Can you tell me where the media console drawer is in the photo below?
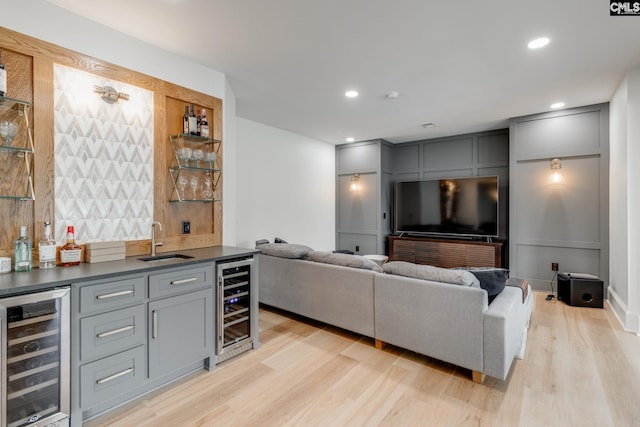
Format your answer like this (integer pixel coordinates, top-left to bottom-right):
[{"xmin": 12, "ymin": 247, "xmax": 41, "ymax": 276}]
[{"xmin": 388, "ymin": 236, "xmax": 502, "ymax": 268}]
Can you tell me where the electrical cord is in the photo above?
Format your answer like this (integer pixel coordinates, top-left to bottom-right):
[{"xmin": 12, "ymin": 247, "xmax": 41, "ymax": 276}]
[{"xmin": 546, "ymin": 271, "xmax": 557, "ymax": 301}]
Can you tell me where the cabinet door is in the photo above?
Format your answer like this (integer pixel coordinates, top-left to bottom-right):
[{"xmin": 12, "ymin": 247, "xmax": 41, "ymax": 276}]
[{"xmin": 148, "ymin": 288, "xmax": 213, "ymax": 379}]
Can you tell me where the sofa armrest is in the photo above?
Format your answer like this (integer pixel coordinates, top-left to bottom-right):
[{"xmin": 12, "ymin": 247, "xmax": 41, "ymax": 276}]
[{"xmin": 483, "ymin": 286, "xmax": 530, "ymax": 380}]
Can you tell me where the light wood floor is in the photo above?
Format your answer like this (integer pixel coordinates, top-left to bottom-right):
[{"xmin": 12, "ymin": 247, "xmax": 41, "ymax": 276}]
[{"xmin": 86, "ymin": 292, "xmax": 640, "ymax": 427}]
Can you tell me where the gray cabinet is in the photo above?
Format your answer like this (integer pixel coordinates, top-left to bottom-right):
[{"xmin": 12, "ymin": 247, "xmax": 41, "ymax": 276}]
[
  {"xmin": 72, "ymin": 273, "xmax": 148, "ymax": 426},
  {"xmin": 71, "ymin": 263, "xmax": 215, "ymax": 426},
  {"xmin": 148, "ymin": 288, "xmax": 213, "ymax": 379}
]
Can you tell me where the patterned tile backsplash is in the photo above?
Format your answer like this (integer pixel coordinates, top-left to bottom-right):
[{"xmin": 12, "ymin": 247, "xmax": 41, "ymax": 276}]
[{"xmin": 53, "ymin": 64, "xmax": 154, "ymax": 243}]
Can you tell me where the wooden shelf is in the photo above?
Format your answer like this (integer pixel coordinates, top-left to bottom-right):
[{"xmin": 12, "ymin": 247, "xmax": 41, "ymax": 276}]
[{"xmin": 388, "ymin": 236, "xmax": 503, "ymax": 268}]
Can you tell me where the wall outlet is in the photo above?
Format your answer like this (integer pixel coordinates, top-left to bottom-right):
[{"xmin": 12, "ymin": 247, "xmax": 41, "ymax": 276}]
[
  {"xmin": 182, "ymin": 221, "xmax": 191, "ymax": 234},
  {"xmin": 551, "ymin": 262, "xmax": 559, "ymax": 271},
  {"xmin": 355, "ymin": 245, "xmax": 360, "ymax": 252}
]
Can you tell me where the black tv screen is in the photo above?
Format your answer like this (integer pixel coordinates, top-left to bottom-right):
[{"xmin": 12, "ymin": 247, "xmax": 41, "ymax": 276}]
[{"xmin": 394, "ymin": 176, "xmax": 499, "ymax": 238}]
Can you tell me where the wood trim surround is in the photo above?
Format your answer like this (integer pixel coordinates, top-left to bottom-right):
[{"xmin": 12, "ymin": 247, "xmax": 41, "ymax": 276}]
[
  {"xmin": 0, "ymin": 26, "xmax": 222, "ymax": 260},
  {"xmin": 388, "ymin": 236, "xmax": 503, "ymax": 268}
]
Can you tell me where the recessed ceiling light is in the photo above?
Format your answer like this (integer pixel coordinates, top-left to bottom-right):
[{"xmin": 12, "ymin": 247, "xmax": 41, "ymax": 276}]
[
  {"xmin": 386, "ymin": 91, "xmax": 399, "ymax": 99},
  {"xmin": 346, "ymin": 137, "xmax": 355, "ymax": 143},
  {"xmin": 421, "ymin": 122, "xmax": 437, "ymax": 128},
  {"xmin": 550, "ymin": 102, "xmax": 565, "ymax": 109},
  {"xmin": 528, "ymin": 37, "xmax": 550, "ymax": 49},
  {"xmin": 345, "ymin": 90, "xmax": 359, "ymax": 98}
]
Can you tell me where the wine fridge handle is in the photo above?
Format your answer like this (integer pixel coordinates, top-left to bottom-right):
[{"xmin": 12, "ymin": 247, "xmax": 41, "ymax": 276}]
[{"xmin": 152, "ymin": 310, "xmax": 158, "ymax": 339}]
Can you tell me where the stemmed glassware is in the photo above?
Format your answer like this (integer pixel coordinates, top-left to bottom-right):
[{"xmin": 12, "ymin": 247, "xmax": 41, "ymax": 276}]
[
  {"xmin": 0, "ymin": 121, "xmax": 19, "ymax": 146},
  {"xmin": 177, "ymin": 147, "xmax": 192, "ymax": 167},
  {"xmin": 204, "ymin": 151, "xmax": 217, "ymax": 169},
  {"xmin": 192, "ymin": 149, "xmax": 204, "ymax": 168},
  {"xmin": 176, "ymin": 176, "xmax": 188, "ymax": 200},
  {"xmin": 189, "ymin": 176, "xmax": 200, "ymax": 199},
  {"xmin": 202, "ymin": 173, "xmax": 214, "ymax": 200}
]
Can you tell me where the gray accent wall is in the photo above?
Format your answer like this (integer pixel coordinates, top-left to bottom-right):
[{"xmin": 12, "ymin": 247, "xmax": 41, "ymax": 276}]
[
  {"xmin": 509, "ymin": 103, "xmax": 609, "ymax": 292},
  {"xmin": 336, "ymin": 139, "xmax": 393, "ymax": 255},
  {"xmin": 393, "ymin": 129, "xmax": 510, "ymax": 242}
]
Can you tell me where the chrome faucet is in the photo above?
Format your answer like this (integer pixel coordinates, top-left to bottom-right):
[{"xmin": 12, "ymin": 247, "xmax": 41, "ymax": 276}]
[{"xmin": 151, "ymin": 221, "xmax": 163, "ymax": 256}]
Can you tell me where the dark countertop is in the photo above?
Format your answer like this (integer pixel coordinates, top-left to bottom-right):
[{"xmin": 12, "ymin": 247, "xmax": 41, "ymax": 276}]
[{"xmin": 0, "ymin": 245, "xmax": 259, "ymax": 297}]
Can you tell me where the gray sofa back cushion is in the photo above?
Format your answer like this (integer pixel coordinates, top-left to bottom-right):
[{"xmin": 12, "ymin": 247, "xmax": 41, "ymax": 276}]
[
  {"xmin": 308, "ymin": 251, "xmax": 383, "ymax": 272},
  {"xmin": 383, "ymin": 261, "xmax": 480, "ymax": 288},
  {"xmin": 256, "ymin": 243, "xmax": 313, "ymax": 259}
]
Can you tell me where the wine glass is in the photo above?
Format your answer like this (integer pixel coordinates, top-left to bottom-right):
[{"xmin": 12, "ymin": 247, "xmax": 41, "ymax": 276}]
[
  {"xmin": 176, "ymin": 176, "xmax": 188, "ymax": 200},
  {"xmin": 189, "ymin": 176, "xmax": 200, "ymax": 199},
  {"xmin": 192, "ymin": 149, "xmax": 204, "ymax": 168},
  {"xmin": 0, "ymin": 121, "xmax": 19, "ymax": 146},
  {"xmin": 177, "ymin": 147, "xmax": 192, "ymax": 167},
  {"xmin": 204, "ymin": 151, "xmax": 217, "ymax": 169}
]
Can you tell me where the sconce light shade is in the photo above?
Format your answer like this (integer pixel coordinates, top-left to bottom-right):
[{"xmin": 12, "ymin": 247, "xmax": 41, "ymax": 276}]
[
  {"xmin": 550, "ymin": 158, "xmax": 562, "ymax": 183},
  {"xmin": 349, "ymin": 174, "xmax": 360, "ymax": 191},
  {"xmin": 93, "ymin": 85, "xmax": 130, "ymax": 104}
]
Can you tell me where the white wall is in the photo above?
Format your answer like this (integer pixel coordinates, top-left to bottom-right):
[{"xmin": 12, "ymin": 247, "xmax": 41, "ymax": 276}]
[
  {"xmin": 609, "ymin": 66, "xmax": 640, "ymax": 334},
  {"xmin": 235, "ymin": 118, "xmax": 335, "ymax": 250}
]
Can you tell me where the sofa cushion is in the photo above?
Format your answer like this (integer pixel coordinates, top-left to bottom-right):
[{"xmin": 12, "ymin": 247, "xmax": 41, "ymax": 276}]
[
  {"xmin": 382, "ymin": 261, "xmax": 480, "ymax": 287},
  {"xmin": 257, "ymin": 243, "xmax": 313, "ymax": 259},
  {"xmin": 307, "ymin": 251, "xmax": 383, "ymax": 272}
]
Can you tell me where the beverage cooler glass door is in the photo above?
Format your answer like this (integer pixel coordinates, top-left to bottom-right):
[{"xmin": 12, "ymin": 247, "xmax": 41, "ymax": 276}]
[
  {"xmin": 0, "ymin": 288, "xmax": 70, "ymax": 427},
  {"xmin": 217, "ymin": 258, "xmax": 254, "ymax": 357}
]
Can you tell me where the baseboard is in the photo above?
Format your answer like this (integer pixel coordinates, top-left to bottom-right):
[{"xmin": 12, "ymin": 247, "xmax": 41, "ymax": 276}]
[{"xmin": 607, "ymin": 286, "xmax": 640, "ymax": 335}]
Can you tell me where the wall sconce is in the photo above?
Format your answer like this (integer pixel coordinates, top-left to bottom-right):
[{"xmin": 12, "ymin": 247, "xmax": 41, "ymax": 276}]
[
  {"xmin": 550, "ymin": 158, "xmax": 562, "ymax": 183},
  {"xmin": 93, "ymin": 85, "xmax": 130, "ymax": 104},
  {"xmin": 349, "ymin": 174, "xmax": 360, "ymax": 191}
]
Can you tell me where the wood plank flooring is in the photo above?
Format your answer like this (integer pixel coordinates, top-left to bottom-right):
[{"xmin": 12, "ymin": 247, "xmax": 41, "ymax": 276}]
[{"xmin": 85, "ymin": 292, "xmax": 640, "ymax": 427}]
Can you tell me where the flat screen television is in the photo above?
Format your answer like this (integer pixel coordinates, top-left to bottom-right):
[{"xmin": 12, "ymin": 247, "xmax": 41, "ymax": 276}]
[{"xmin": 394, "ymin": 176, "xmax": 499, "ymax": 238}]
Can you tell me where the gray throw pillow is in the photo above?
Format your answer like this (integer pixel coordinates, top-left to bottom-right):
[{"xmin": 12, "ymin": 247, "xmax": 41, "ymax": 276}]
[
  {"xmin": 382, "ymin": 261, "xmax": 480, "ymax": 287},
  {"xmin": 307, "ymin": 251, "xmax": 383, "ymax": 272},
  {"xmin": 257, "ymin": 243, "xmax": 313, "ymax": 259}
]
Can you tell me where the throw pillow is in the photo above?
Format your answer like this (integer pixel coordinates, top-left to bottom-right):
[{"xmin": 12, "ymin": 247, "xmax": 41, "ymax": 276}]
[
  {"xmin": 458, "ymin": 267, "xmax": 509, "ymax": 297},
  {"xmin": 382, "ymin": 261, "xmax": 480, "ymax": 287},
  {"xmin": 307, "ymin": 251, "xmax": 383, "ymax": 272},
  {"xmin": 257, "ymin": 243, "xmax": 313, "ymax": 259}
]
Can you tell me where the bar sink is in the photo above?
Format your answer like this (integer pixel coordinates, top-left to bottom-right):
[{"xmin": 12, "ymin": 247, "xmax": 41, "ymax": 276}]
[{"xmin": 138, "ymin": 254, "xmax": 194, "ymax": 262}]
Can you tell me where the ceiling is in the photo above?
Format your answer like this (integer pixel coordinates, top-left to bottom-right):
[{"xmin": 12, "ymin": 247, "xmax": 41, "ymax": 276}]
[{"xmin": 46, "ymin": 0, "xmax": 640, "ymax": 144}]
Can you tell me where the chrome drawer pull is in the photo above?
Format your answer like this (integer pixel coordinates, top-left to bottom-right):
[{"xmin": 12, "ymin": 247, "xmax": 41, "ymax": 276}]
[
  {"xmin": 96, "ymin": 367, "xmax": 134, "ymax": 385},
  {"xmin": 170, "ymin": 277, "xmax": 198, "ymax": 285},
  {"xmin": 97, "ymin": 325, "xmax": 135, "ymax": 339},
  {"xmin": 96, "ymin": 289, "xmax": 134, "ymax": 300}
]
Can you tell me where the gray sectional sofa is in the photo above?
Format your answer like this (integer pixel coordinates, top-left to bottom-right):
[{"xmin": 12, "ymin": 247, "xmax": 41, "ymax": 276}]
[{"xmin": 257, "ymin": 245, "xmax": 534, "ymax": 383}]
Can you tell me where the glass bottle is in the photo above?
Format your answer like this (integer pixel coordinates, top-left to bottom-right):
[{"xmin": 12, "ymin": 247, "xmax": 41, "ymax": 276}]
[
  {"xmin": 0, "ymin": 50, "xmax": 6, "ymax": 98},
  {"xmin": 14, "ymin": 226, "xmax": 32, "ymax": 272},
  {"xmin": 183, "ymin": 106, "xmax": 189, "ymax": 135},
  {"xmin": 200, "ymin": 109, "xmax": 209, "ymax": 138},
  {"xmin": 39, "ymin": 221, "xmax": 57, "ymax": 269},
  {"xmin": 60, "ymin": 226, "xmax": 81, "ymax": 266},
  {"xmin": 188, "ymin": 104, "xmax": 198, "ymax": 136}
]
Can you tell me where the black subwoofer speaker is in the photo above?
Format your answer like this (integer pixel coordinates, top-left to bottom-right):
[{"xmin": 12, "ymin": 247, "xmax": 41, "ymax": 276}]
[{"xmin": 557, "ymin": 273, "xmax": 604, "ymax": 308}]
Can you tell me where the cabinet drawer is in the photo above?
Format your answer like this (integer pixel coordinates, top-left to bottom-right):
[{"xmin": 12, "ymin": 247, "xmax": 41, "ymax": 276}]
[
  {"xmin": 149, "ymin": 264, "xmax": 214, "ymax": 298},
  {"xmin": 80, "ymin": 275, "xmax": 146, "ymax": 314},
  {"xmin": 80, "ymin": 305, "xmax": 146, "ymax": 362},
  {"xmin": 80, "ymin": 345, "xmax": 146, "ymax": 410}
]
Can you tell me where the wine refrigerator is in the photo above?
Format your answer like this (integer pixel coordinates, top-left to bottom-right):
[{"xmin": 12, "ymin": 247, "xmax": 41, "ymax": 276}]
[
  {"xmin": 0, "ymin": 288, "xmax": 70, "ymax": 427},
  {"xmin": 216, "ymin": 257, "xmax": 256, "ymax": 363}
]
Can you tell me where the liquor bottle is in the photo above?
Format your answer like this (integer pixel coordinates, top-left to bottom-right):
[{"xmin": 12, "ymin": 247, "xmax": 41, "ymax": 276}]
[
  {"xmin": 38, "ymin": 221, "xmax": 57, "ymax": 269},
  {"xmin": 196, "ymin": 110, "xmax": 202, "ymax": 136},
  {"xmin": 183, "ymin": 106, "xmax": 189, "ymax": 135},
  {"xmin": 60, "ymin": 226, "xmax": 81, "ymax": 266},
  {"xmin": 0, "ymin": 50, "xmax": 6, "ymax": 98},
  {"xmin": 188, "ymin": 104, "xmax": 198, "ymax": 136},
  {"xmin": 14, "ymin": 226, "xmax": 32, "ymax": 272},
  {"xmin": 200, "ymin": 109, "xmax": 210, "ymax": 138}
]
